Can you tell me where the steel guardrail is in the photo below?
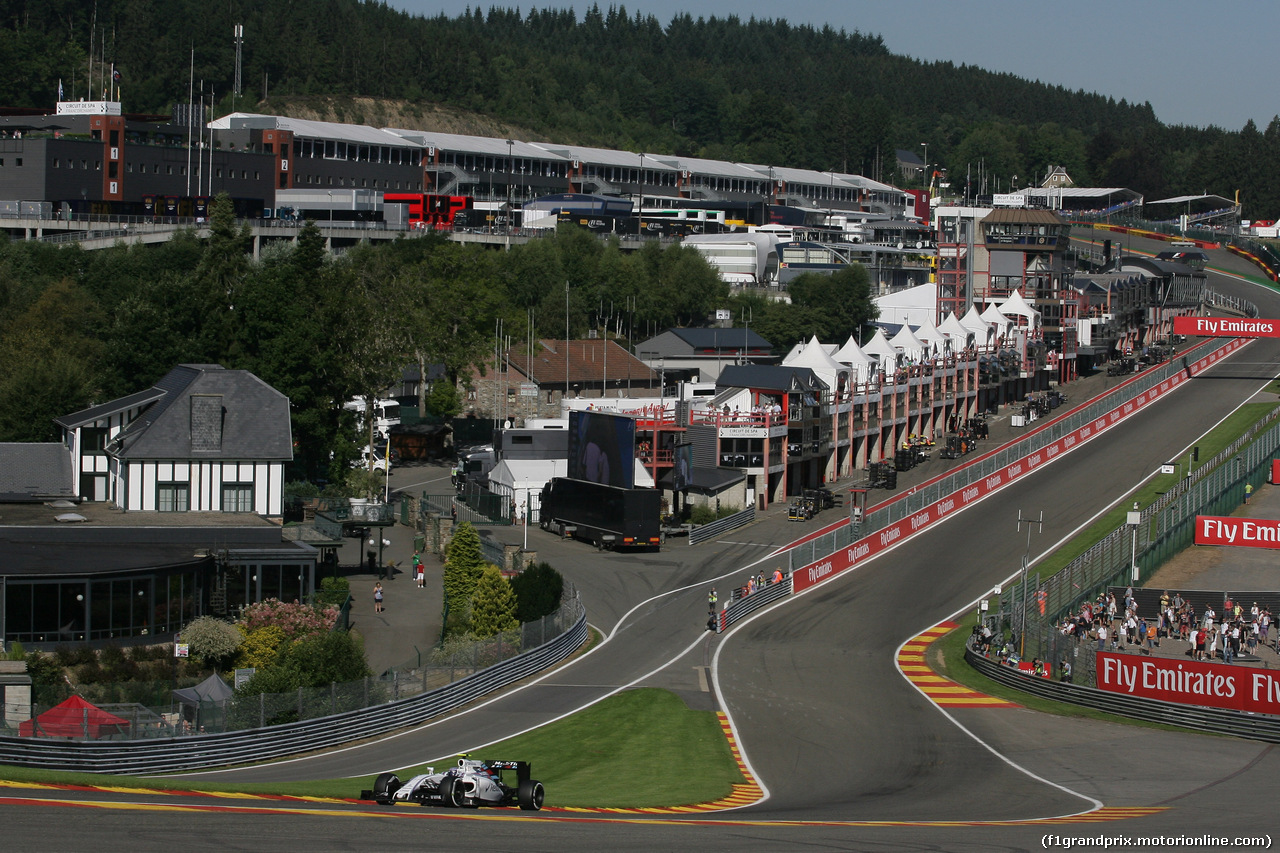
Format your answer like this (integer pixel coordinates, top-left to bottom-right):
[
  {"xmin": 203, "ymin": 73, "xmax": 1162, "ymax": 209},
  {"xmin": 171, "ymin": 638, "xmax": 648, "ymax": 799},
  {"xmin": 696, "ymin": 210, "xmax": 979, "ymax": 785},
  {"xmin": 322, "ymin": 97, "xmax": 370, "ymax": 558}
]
[
  {"xmin": 0, "ymin": 604, "xmax": 587, "ymax": 774},
  {"xmin": 714, "ymin": 576, "xmax": 792, "ymax": 631},
  {"xmin": 689, "ymin": 506, "xmax": 756, "ymax": 545}
]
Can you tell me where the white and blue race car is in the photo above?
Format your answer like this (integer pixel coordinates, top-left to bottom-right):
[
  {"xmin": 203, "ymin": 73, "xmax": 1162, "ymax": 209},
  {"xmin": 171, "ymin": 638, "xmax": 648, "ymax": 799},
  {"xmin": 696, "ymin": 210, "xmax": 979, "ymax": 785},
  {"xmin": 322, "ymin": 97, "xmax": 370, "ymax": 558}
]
[{"xmin": 364, "ymin": 757, "xmax": 545, "ymax": 811}]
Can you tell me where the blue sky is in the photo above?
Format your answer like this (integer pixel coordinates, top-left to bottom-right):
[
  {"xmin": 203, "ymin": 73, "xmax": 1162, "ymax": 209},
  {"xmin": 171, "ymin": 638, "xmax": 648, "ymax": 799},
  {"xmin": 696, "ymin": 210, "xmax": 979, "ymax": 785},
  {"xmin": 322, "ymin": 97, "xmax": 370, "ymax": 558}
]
[{"xmin": 382, "ymin": 0, "xmax": 1278, "ymax": 131}]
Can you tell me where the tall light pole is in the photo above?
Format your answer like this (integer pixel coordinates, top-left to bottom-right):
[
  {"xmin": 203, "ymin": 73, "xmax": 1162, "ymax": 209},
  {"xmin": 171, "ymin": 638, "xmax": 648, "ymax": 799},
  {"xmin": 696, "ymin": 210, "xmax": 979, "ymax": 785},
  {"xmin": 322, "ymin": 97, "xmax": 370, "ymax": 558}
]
[
  {"xmin": 1016, "ymin": 510, "xmax": 1043, "ymax": 659},
  {"xmin": 506, "ymin": 139, "xmax": 514, "ymax": 239},
  {"xmin": 920, "ymin": 142, "xmax": 928, "ymax": 191},
  {"xmin": 638, "ymin": 152, "xmax": 645, "ymax": 238},
  {"xmin": 1127, "ymin": 501, "xmax": 1141, "ymax": 582}
]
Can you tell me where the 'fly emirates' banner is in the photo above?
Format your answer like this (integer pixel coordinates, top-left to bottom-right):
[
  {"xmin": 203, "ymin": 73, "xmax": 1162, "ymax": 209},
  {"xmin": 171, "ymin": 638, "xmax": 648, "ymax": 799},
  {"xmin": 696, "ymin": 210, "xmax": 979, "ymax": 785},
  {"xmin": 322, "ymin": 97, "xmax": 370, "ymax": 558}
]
[
  {"xmin": 1172, "ymin": 316, "xmax": 1280, "ymax": 337},
  {"xmin": 1194, "ymin": 515, "xmax": 1280, "ymax": 549},
  {"xmin": 1096, "ymin": 652, "xmax": 1280, "ymax": 716}
]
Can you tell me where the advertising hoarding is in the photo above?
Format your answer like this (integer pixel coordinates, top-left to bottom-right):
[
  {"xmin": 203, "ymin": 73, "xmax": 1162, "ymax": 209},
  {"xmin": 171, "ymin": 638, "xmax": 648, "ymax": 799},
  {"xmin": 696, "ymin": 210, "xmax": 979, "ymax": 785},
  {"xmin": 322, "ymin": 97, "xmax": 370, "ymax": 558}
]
[{"xmin": 1096, "ymin": 651, "xmax": 1280, "ymax": 716}]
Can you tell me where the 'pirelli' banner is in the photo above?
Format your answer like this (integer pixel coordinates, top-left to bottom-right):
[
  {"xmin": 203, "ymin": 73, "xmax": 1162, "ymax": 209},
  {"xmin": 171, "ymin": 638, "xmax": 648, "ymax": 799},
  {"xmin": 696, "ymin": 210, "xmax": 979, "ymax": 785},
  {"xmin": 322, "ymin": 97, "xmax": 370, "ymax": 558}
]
[
  {"xmin": 1194, "ymin": 515, "xmax": 1280, "ymax": 549},
  {"xmin": 1096, "ymin": 652, "xmax": 1280, "ymax": 716},
  {"xmin": 1172, "ymin": 316, "xmax": 1280, "ymax": 337}
]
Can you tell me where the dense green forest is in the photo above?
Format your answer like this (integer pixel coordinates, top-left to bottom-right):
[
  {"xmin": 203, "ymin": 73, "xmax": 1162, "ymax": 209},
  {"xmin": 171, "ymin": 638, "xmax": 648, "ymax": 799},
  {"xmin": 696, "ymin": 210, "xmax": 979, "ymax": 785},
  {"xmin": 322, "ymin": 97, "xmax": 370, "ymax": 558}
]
[
  {"xmin": 0, "ymin": 195, "xmax": 873, "ymax": 475},
  {"xmin": 2, "ymin": 1, "xmax": 1279, "ymax": 214}
]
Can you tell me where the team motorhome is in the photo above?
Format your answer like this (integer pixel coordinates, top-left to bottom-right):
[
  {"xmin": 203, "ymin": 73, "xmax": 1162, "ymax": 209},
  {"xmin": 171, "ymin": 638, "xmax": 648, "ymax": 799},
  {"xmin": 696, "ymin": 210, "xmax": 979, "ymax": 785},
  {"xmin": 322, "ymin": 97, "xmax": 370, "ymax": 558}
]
[{"xmin": 343, "ymin": 398, "xmax": 401, "ymax": 439}]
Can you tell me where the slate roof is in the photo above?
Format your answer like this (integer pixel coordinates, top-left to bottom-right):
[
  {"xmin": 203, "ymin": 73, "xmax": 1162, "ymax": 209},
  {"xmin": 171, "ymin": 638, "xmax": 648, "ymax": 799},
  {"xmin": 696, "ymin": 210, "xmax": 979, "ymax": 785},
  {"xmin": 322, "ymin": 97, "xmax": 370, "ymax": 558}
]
[
  {"xmin": 0, "ymin": 443, "xmax": 75, "ymax": 501},
  {"xmin": 55, "ymin": 388, "xmax": 165, "ymax": 430},
  {"xmin": 507, "ymin": 340, "xmax": 655, "ymax": 387},
  {"xmin": 666, "ymin": 328, "xmax": 773, "ymax": 352},
  {"xmin": 716, "ymin": 364, "xmax": 828, "ymax": 394},
  {"xmin": 59, "ymin": 364, "xmax": 293, "ymax": 462}
]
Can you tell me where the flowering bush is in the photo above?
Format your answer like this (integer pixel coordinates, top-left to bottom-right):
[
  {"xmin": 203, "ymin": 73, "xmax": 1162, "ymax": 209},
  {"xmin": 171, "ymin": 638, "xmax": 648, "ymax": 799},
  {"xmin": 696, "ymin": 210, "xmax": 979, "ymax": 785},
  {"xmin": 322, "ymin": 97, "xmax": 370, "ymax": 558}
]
[
  {"xmin": 180, "ymin": 616, "xmax": 243, "ymax": 667},
  {"xmin": 238, "ymin": 599, "xmax": 338, "ymax": 643},
  {"xmin": 236, "ymin": 624, "xmax": 288, "ymax": 670}
]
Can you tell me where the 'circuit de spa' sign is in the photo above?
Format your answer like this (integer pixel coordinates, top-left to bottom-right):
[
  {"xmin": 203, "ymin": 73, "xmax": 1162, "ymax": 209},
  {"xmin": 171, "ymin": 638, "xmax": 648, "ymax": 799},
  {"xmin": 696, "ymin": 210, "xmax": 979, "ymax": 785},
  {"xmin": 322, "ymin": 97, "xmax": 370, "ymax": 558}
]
[
  {"xmin": 1194, "ymin": 515, "xmax": 1280, "ymax": 549},
  {"xmin": 1096, "ymin": 652, "xmax": 1280, "ymax": 716}
]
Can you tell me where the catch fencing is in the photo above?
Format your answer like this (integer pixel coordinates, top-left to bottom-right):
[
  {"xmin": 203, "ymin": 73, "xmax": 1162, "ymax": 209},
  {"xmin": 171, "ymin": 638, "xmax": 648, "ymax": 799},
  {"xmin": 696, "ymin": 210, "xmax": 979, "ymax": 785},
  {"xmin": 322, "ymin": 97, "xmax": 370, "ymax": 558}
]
[{"xmin": 1010, "ymin": 412, "xmax": 1280, "ymax": 670}]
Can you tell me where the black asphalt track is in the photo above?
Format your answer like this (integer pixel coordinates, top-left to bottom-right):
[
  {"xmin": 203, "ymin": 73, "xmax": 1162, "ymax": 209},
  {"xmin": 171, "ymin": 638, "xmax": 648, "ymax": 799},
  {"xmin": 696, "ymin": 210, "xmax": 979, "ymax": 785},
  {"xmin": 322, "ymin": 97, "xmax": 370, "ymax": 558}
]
[{"xmin": 6, "ymin": 233, "xmax": 1280, "ymax": 851}]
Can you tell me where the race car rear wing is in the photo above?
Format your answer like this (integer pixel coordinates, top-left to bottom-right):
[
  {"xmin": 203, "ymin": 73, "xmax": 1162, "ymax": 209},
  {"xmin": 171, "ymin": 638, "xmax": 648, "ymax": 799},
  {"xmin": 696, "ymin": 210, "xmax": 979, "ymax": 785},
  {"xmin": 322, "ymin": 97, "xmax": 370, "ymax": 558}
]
[{"xmin": 484, "ymin": 760, "xmax": 532, "ymax": 783}]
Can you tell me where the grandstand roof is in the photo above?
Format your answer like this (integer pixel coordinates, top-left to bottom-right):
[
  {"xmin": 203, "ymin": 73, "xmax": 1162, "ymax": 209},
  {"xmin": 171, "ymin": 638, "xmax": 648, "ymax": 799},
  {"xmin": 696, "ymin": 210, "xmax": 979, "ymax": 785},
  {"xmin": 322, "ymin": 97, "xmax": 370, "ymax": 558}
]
[
  {"xmin": 1147, "ymin": 193, "xmax": 1236, "ymax": 208},
  {"xmin": 211, "ymin": 112, "xmax": 421, "ymax": 149}
]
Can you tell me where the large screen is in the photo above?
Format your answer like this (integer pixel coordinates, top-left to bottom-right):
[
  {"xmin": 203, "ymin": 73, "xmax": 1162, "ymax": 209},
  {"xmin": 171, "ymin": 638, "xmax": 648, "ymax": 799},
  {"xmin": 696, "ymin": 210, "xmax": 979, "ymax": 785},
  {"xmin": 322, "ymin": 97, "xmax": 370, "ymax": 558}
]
[
  {"xmin": 567, "ymin": 410, "xmax": 636, "ymax": 489},
  {"xmin": 672, "ymin": 443, "xmax": 693, "ymax": 492}
]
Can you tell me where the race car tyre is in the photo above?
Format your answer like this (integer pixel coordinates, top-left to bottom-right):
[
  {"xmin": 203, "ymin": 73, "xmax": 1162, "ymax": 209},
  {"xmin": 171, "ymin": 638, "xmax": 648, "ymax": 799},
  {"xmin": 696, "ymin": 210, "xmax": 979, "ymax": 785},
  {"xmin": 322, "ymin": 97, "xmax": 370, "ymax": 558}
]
[
  {"xmin": 448, "ymin": 777, "xmax": 469, "ymax": 808},
  {"xmin": 518, "ymin": 779, "xmax": 545, "ymax": 811},
  {"xmin": 373, "ymin": 772, "xmax": 400, "ymax": 805},
  {"xmin": 439, "ymin": 776, "xmax": 458, "ymax": 808}
]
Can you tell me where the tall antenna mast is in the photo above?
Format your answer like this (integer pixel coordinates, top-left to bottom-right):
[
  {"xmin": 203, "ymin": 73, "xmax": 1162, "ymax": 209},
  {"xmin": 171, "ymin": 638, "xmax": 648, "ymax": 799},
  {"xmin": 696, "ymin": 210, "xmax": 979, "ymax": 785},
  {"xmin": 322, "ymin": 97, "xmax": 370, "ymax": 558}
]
[
  {"xmin": 186, "ymin": 47, "xmax": 194, "ymax": 197},
  {"xmin": 233, "ymin": 24, "xmax": 244, "ymax": 101}
]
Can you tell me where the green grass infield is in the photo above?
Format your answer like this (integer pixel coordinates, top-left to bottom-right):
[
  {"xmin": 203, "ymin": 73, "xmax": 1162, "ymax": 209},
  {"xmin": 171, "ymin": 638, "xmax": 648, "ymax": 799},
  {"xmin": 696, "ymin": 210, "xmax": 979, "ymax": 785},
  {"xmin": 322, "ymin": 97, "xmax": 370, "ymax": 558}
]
[{"xmin": 0, "ymin": 687, "xmax": 744, "ymax": 809}]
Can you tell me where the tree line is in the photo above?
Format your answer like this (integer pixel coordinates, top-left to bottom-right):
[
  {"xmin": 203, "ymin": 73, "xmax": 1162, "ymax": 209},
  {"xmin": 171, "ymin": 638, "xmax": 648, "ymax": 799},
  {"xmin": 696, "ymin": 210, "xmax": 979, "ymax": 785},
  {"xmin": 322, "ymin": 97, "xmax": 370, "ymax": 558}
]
[
  {"xmin": 3, "ymin": 2, "xmax": 1280, "ymax": 215},
  {"xmin": 0, "ymin": 194, "xmax": 875, "ymax": 481}
]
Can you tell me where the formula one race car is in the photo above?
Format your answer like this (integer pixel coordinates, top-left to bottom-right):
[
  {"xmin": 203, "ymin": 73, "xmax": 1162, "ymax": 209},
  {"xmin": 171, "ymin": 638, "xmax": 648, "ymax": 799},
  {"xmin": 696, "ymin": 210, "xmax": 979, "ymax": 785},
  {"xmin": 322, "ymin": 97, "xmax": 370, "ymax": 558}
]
[{"xmin": 362, "ymin": 757, "xmax": 545, "ymax": 811}]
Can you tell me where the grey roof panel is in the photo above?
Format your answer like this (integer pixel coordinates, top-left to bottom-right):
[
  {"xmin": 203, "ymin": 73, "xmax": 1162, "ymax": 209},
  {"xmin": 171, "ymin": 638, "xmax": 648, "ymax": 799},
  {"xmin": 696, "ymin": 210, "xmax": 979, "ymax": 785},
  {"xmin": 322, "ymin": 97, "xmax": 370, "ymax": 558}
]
[
  {"xmin": 716, "ymin": 364, "xmax": 828, "ymax": 393},
  {"xmin": 0, "ymin": 443, "xmax": 75, "ymax": 501},
  {"xmin": 118, "ymin": 368, "xmax": 293, "ymax": 461},
  {"xmin": 668, "ymin": 328, "xmax": 773, "ymax": 350},
  {"xmin": 55, "ymin": 388, "xmax": 165, "ymax": 429}
]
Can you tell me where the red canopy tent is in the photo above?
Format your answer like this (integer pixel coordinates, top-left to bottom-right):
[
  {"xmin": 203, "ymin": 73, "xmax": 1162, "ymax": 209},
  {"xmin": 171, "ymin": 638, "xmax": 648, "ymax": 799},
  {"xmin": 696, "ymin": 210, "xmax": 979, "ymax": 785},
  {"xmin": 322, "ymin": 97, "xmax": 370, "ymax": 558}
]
[{"xmin": 19, "ymin": 695, "xmax": 131, "ymax": 739}]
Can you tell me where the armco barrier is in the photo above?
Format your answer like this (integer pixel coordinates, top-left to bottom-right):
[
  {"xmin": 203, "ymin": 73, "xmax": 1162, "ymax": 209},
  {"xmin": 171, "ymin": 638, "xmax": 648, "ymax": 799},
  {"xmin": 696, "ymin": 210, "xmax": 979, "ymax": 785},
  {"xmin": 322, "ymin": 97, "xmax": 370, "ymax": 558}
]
[
  {"xmin": 0, "ymin": 603, "xmax": 587, "ymax": 774},
  {"xmin": 689, "ymin": 505, "xmax": 755, "ymax": 545},
  {"xmin": 715, "ymin": 576, "xmax": 792, "ymax": 631},
  {"xmin": 965, "ymin": 641, "xmax": 1280, "ymax": 743},
  {"xmin": 786, "ymin": 337, "xmax": 1249, "ymax": 598}
]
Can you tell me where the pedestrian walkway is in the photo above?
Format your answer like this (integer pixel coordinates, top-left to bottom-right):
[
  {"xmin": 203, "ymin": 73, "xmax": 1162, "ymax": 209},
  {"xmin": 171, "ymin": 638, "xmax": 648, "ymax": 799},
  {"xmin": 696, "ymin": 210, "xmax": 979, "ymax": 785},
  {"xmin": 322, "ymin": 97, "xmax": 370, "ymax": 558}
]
[{"xmin": 336, "ymin": 466, "xmax": 447, "ymax": 675}]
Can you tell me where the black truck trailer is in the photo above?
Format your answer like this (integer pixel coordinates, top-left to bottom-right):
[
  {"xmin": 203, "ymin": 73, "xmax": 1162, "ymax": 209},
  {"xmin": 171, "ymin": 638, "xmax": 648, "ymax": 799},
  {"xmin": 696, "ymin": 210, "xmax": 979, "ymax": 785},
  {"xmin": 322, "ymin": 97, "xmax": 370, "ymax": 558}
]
[{"xmin": 538, "ymin": 477, "xmax": 662, "ymax": 550}]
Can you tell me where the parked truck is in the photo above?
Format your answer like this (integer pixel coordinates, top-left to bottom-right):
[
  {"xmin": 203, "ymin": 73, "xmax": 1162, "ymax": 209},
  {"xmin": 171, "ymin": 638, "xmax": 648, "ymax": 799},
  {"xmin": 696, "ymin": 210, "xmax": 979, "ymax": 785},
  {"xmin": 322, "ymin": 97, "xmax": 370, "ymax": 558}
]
[{"xmin": 538, "ymin": 477, "xmax": 662, "ymax": 551}]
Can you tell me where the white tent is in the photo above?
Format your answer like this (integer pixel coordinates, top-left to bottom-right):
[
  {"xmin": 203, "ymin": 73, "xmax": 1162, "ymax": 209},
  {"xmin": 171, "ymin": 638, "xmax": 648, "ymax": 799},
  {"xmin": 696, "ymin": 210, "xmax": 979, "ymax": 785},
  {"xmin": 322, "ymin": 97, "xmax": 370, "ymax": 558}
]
[
  {"xmin": 938, "ymin": 311, "xmax": 975, "ymax": 349},
  {"xmin": 873, "ymin": 282, "xmax": 938, "ymax": 328},
  {"xmin": 980, "ymin": 302, "xmax": 1013, "ymax": 339},
  {"xmin": 488, "ymin": 459, "xmax": 567, "ymax": 522},
  {"xmin": 888, "ymin": 324, "xmax": 926, "ymax": 363},
  {"xmin": 999, "ymin": 288, "xmax": 1041, "ymax": 328},
  {"xmin": 784, "ymin": 335, "xmax": 852, "ymax": 397},
  {"xmin": 632, "ymin": 458, "xmax": 655, "ymax": 489},
  {"xmin": 783, "ymin": 337, "xmax": 837, "ymax": 362},
  {"xmin": 832, "ymin": 335, "xmax": 874, "ymax": 384},
  {"xmin": 862, "ymin": 328, "xmax": 899, "ymax": 368},
  {"xmin": 912, "ymin": 317, "xmax": 949, "ymax": 357},
  {"xmin": 782, "ymin": 339, "xmax": 808, "ymax": 363},
  {"xmin": 959, "ymin": 305, "xmax": 995, "ymax": 343}
]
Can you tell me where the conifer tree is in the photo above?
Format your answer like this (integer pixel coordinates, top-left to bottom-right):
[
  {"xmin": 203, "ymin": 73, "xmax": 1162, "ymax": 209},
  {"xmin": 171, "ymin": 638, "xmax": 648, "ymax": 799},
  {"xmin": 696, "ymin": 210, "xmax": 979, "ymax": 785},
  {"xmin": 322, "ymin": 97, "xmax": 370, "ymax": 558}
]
[
  {"xmin": 443, "ymin": 522, "xmax": 486, "ymax": 630},
  {"xmin": 471, "ymin": 565, "xmax": 518, "ymax": 639}
]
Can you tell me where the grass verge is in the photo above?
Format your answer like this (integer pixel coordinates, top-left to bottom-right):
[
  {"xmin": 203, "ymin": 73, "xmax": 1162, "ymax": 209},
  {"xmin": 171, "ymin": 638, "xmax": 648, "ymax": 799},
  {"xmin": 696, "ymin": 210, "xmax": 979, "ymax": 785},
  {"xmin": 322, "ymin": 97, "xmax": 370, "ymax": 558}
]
[
  {"xmin": 932, "ymin": 615, "xmax": 1198, "ymax": 735},
  {"xmin": 0, "ymin": 687, "xmax": 744, "ymax": 808},
  {"xmin": 934, "ymin": 397, "xmax": 1280, "ymax": 732},
  {"xmin": 1032, "ymin": 401, "xmax": 1279, "ymax": 578}
]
